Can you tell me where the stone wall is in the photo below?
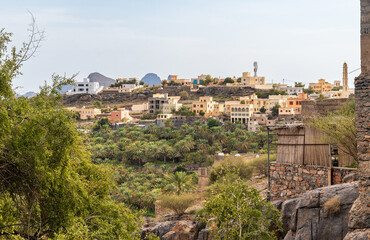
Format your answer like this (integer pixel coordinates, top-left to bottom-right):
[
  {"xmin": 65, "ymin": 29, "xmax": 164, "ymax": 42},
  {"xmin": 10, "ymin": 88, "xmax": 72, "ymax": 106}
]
[
  {"xmin": 301, "ymin": 98, "xmax": 350, "ymax": 121},
  {"xmin": 344, "ymin": 1, "xmax": 370, "ymax": 238},
  {"xmin": 270, "ymin": 163, "xmax": 357, "ymax": 201}
]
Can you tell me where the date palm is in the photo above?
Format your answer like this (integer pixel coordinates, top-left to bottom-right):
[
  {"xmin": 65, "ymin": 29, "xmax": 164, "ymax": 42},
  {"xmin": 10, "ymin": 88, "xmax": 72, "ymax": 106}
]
[{"xmin": 163, "ymin": 171, "xmax": 195, "ymax": 195}]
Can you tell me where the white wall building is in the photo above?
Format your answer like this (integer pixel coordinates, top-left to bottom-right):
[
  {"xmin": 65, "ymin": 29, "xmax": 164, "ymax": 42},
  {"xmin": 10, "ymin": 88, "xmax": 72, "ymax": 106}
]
[{"xmin": 67, "ymin": 78, "xmax": 103, "ymax": 95}]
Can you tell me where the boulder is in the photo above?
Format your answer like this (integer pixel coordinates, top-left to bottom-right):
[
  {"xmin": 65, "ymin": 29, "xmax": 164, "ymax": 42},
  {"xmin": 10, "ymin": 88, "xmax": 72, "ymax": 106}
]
[
  {"xmin": 278, "ymin": 182, "xmax": 359, "ymax": 240},
  {"xmin": 141, "ymin": 215, "xmax": 207, "ymax": 240}
]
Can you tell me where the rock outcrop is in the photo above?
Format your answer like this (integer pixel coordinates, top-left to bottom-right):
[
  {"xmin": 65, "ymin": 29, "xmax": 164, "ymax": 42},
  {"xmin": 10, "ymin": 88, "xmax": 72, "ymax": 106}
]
[
  {"xmin": 141, "ymin": 215, "xmax": 207, "ymax": 240},
  {"xmin": 274, "ymin": 182, "xmax": 359, "ymax": 240}
]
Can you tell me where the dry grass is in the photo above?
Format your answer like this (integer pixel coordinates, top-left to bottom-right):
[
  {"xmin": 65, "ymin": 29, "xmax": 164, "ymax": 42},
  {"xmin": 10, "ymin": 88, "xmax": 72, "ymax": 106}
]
[
  {"xmin": 324, "ymin": 197, "xmax": 341, "ymax": 215},
  {"xmin": 157, "ymin": 193, "xmax": 198, "ymax": 215}
]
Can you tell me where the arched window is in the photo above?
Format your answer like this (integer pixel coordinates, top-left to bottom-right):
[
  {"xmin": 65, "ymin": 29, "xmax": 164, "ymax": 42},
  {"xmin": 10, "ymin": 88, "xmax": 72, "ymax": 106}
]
[
  {"xmin": 242, "ymin": 108, "xmax": 245, "ymax": 112},
  {"xmin": 231, "ymin": 108, "xmax": 234, "ymax": 111},
  {"xmin": 238, "ymin": 108, "xmax": 241, "ymax": 112}
]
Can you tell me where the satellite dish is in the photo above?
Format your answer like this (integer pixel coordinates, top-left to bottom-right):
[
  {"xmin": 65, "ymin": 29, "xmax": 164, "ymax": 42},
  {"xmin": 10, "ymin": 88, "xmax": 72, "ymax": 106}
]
[{"xmin": 253, "ymin": 61, "xmax": 258, "ymax": 77}]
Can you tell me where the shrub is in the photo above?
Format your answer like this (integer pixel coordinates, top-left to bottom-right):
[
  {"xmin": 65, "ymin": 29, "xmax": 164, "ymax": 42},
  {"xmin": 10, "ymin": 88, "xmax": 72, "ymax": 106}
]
[
  {"xmin": 248, "ymin": 154, "xmax": 276, "ymax": 176},
  {"xmin": 324, "ymin": 197, "xmax": 341, "ymax": 215},
  {"xmin": 210, "ymin": 158, "xmax": 254, "ymax": 183},
  {"xmin": 157, "ymin": 193, "xmax": 198, "ymax": 215},
  {"xmin": 179, "ymin": 91, "xmax": 190, "ymax": 100},
  {"xmin": 201, "ymin": 178, "xmax": 282, "ymax": 239}
]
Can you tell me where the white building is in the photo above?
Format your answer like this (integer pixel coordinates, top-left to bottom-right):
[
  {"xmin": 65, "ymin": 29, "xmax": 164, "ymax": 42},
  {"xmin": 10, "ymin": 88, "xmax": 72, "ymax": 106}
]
[
  {"xmin": 66, "ymin": 78, "xmax": 103, "ymax": 95},
  {"xmin": 275, "ymin": 85, "xmax": 303, "ymax": 95}
]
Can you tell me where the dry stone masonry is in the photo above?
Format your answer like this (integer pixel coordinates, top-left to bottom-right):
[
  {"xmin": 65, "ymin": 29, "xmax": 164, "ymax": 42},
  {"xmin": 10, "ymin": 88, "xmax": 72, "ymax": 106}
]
[{"xmin": 270, "ymin": 163, "xmax": 357, "ymax": 201}]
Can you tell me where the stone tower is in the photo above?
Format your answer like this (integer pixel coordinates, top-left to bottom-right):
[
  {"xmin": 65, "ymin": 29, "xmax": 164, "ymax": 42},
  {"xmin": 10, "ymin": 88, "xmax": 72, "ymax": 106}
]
[
  {"xmin": 343, "ymin": 62, "xmax": 348, "ymax": 91},
  {"xmin": 344, "ymin": 0, "xmax": 370, "ymax": 239}
]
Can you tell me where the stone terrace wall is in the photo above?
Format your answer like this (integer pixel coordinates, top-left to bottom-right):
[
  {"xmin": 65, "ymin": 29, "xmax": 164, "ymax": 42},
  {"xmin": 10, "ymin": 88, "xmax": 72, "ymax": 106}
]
[
  {"xmin": 301, "ymin": 98, "xmax": 350, "ymax": 121},
  {"xmin": 270, "ymin": 163, "xmax": 357, "ymax": 201}
]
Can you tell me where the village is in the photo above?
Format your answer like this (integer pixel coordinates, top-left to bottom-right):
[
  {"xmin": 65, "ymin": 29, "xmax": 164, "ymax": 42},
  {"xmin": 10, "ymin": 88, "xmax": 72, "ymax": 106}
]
[{"xmin": 64, "ymin": 62, "xmax": 354, "ymax": 133}]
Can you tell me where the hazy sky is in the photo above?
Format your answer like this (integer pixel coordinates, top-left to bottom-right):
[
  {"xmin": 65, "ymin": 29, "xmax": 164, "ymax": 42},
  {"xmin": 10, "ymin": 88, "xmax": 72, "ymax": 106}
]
[{"xmin": 1, "ymin": 0, "xmax": 360, "ymax": 93}]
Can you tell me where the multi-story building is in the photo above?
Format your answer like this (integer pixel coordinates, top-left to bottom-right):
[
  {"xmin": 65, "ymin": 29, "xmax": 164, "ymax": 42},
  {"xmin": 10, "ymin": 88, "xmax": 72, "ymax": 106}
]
[
  {"xmin": 191, "ymin": 96, "xmax": 222, "ymax": 117},
  {"xmin": 108, "ymin": 108, "xmax": 132, "ymax": 123},
  {"xmin": 67, "ymin": 107, "xmax": 101, "ymax": 120},
  {"xmin": 309, "ymin": 79, "xmax": 333, "ymax": 93},
  {"xmin": 286, "ymin": 93, "xmax": 308, "ymax": 114},
  {"xmin": 239, "ymin": 94, "xmax": 293, "ymax": 113},
  {"xmin": 248, "ymin": 114, "xmax": 276, "ymax": 132},
  {"xmin": 241, "ymin": 72, "xmax": 265, "ymax": 86},
  {"xmin": 66, "ymin": 78, "xmax": 104, "ymax": 95},
  {"xmin": 334, "ymin": 80, "xmax": 341, "ymax": 87},
  {"xmin": 230, "ymin": 103, "xmax": 254, "ymax": 124},
  {"xmin": 224, "ymin": 101, "xmax": 240, "ymax": 115},
  {"xmin": 148, "ymin": 93, "xmax": 182, "ymax": 114}
]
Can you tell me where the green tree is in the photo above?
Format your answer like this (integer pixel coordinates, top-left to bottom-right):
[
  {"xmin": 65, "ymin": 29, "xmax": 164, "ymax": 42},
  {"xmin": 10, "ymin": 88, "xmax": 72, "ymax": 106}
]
[
  {"xmin": 272, "ymin": 104, "xmax": 280, "ymax": 116},
  {"xmin": 295, "ymin": 82, "xmax": 305, "ymax": 87},
  {"xmin": 202, "ymin": 74, "xmax": 214, "ymax": 85},
  {"xmin": 303, "ymin": 87, "xmax": 315, "ymax": 94},
  {"xmin": 0, "ymin": 25, "xmax": 143, "ymax": 238},
  {"xmin": 207, "ymin": 118, "xmax": 221, "ymax": 128},
  {"xmin": 163, "ymin": 171, "xmax": 195, "ymax": 195},
  {"xmin": 260, "ymin": 106, "xmax": 267, "ymax": 113},
  {"xmin": 1, "ymin": 79, "xmax": 142, "ymax": 238},
  {"xmin": 199, "ymin": 110, "xmax": 205, "ymax": 116},
  {"xmin": 223, "ymin": 77, "xmax": 234, "ymax": 84},
  {"xmin": 179, "ymin": 90, "xmax": 190, "ymax": 100},
  {"xmin": 311, "ymin": 99, "xmax": 357, "ymax": 164},
  {"xmin": 201, "ymin": 177, "xmax": 282, "ymax": 240},
  {"xmin": 164, "ymin": 119, "xmax": 174, "ymax": 128}
]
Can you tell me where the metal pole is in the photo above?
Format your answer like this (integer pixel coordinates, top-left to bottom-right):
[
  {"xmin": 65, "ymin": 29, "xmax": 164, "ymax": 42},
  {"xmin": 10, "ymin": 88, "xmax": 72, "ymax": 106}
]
[{"xmin": 267, "ymin": 127, "xmax": 271, "ymax": 202}]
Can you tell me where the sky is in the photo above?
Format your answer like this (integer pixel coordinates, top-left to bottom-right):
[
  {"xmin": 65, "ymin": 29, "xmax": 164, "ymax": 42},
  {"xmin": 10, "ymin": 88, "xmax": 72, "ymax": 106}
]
[{"xmin": 0, "ymin": 0, "xmax": 361, "ymax": 93}]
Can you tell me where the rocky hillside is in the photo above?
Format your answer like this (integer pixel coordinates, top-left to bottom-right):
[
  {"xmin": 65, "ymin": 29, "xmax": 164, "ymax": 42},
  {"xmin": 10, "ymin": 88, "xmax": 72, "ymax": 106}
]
[{"xmin": 88, "ymin": 72, "xmax": 115, "ymax": 88}]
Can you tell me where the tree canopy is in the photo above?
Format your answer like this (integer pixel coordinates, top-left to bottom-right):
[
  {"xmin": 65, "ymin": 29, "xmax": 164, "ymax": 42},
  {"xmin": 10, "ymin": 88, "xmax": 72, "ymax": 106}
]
[
  {"xmin": 0, "ymin": 26, "xmax": 143, "ymax": 239},
  {"xmin": 201, "ymin": 176, "xmax": 282, "ymax": 239}
]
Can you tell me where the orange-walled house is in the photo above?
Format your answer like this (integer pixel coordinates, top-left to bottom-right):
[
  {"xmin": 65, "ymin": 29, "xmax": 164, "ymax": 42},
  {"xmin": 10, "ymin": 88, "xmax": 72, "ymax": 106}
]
[
  {"xmin": 286, "ymin": 93, "xmax": 308, "ymax": 114},
  {"xmin": 108, "ymin": 108, "xmax": 132, "ymax": 123}
]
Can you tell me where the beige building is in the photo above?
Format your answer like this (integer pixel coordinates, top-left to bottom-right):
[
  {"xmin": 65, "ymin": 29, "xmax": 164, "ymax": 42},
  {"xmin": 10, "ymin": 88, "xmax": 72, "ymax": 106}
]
[
  {"xmin": 230, "ymin": 103, "xmax": 254, "ymax": 124},
  {"xmin": 238, "ymin": 94, "xmax": 293, "ymax": 114},
  {"xmin": 165, "ymin": 75, "xmax": 192, "ymax": 86},
  {"xmin": 192, "ymin": 96, "xmax": 222, "ymax": 117},
  {"xmin": 67, "ymin": 107, "xmax": 101, "ymax": 120},
  {"xmin": 241, "ymin": 72, "xmax": 265, "ymax": 86},
  {"xmin": 148, "ymin": 93, "xmax": 182, "ymax": 114},
  {"xmin": 309, "ymin": 79, "xmax": 333, "ymax": 93},
  {"xmin": 279, "ymin": 107, "xmax": 295, "ymax": 116},
  {"xmin": 248, "ymin": 114, "xmax": 276, "ymax": 132}
]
